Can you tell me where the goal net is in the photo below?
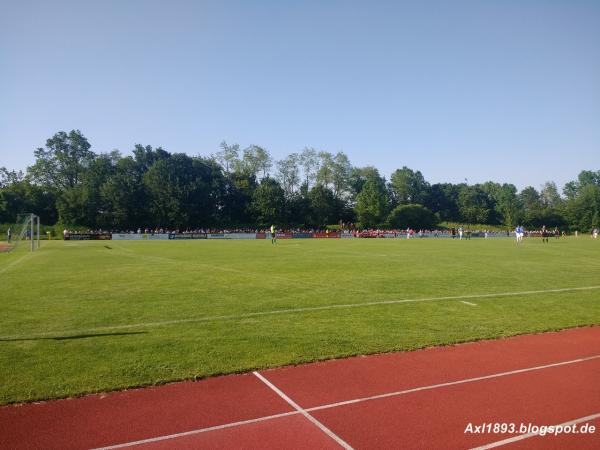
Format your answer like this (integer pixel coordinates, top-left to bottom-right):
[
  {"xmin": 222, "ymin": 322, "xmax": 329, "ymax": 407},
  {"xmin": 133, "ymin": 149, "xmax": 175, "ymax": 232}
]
[{"xmin": 9, "ymin": 213, "xmax": 41, "ymax": 252}]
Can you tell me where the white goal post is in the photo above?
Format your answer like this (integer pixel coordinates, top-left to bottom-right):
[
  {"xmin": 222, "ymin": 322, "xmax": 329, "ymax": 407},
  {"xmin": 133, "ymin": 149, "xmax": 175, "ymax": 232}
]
[{"xmin": 14, "ymin": 213, "xmax": 41, "ymax": 251}]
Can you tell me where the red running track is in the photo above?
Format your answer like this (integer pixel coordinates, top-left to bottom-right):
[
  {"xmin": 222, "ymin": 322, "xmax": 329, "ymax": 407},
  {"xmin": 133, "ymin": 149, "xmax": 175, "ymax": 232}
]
[{"xmin": 1, "ymin": 327, "xmax": 599, "ymax": 449}]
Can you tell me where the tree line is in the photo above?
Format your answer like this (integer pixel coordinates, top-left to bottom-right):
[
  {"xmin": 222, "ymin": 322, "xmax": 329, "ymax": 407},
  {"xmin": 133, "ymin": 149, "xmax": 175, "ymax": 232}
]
[{"xmin": 1, "ymin": 130, "xmax": 599, "ymax": 231}]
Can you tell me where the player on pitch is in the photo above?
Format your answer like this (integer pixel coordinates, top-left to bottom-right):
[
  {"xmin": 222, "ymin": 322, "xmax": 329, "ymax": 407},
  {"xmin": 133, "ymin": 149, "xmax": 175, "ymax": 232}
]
[{"xmin": 271, "ymin": 224, "xmax": 277, "ymax": 244}]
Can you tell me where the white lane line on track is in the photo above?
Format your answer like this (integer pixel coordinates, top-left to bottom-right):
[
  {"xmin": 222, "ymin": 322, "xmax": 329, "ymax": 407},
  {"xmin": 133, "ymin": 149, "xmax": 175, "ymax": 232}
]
[
  {"xmin": 92, "ymin": 411, "xmax": 298, "ymax": 449},
  {"xmin": 91, "ymin": 354, "xmax": 600, "ymax": 449},
  {"xmin": 305, "ymin": 354, "xmax": 600, "ymax": 413},
  {"xmin": 461, "ymin": 301, "xmax": 477, "ymax": 306},
  {"xmin": 253, "ymin": 371, "xmax": 354, "ymax": 450},
  {"xmin": 3, "ymin": 285, "xmax": 600, "ymax": 341},
  {"xmin": 469, "ymin": 412, "xmax": 600, "ymax": 449}
]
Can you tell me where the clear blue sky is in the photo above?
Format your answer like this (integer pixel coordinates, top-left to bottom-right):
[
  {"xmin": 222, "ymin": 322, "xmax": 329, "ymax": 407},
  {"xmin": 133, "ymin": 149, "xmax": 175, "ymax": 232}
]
[{"xmin": 1, "ymin": 0, "xmax": 599, "ymax": 191}]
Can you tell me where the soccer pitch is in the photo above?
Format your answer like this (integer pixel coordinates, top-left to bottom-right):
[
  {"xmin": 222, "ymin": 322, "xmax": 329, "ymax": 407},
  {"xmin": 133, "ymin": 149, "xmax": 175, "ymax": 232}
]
[{"xmin": 1, "ymin": 237, "xmax": 599, "ymax": 405}]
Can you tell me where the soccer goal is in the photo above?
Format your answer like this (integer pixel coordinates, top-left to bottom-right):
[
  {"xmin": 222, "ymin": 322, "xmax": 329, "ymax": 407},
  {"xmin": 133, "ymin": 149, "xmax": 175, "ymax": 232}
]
[{"xmin": 10, "ymin": 213, "xmax": 41, "ymax": 252}]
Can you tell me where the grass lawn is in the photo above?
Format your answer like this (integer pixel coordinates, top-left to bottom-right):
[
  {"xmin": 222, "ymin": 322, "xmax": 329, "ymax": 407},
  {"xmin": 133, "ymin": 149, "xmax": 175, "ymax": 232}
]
[{"xmin": 1, "ymin": 236, "xmax": 599, "ymax": 405}]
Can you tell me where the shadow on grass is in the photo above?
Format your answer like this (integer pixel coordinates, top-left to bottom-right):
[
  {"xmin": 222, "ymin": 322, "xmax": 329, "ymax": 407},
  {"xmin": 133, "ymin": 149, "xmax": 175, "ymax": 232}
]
[{"xmin": 0, "ymin": 331, "xmax": 147, "ymax": 342}]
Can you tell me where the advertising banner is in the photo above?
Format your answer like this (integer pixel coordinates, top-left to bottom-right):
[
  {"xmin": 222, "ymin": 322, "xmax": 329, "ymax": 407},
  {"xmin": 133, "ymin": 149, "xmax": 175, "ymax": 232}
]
[
  {"xmin": 314, "ymin": 232, "xmax": 341, "ymax": 238},
  {"xmin": 169, "ymin": 233, "xmax": 207, "ymax": 240},
  {"xmin": 292, "ymin": 233, "xmax": 313, "ymax": 239},
  {"xmin": 275, "ymin": 232, "xmax": 293, "ymax": 239},
  {"xmin": 65, "ymin": 233, "xmax": 111, "ymax": 240},
  {"xmin": 228, "ymin": 233, "xmax": 257, "ymax": 240},
  {"xmin": 111, "ymin": 233, "xmax": 170, "ymax": 240}
]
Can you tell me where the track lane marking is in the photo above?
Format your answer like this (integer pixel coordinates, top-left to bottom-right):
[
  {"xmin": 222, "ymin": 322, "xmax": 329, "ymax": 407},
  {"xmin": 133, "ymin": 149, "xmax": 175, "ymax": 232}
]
[
  {"xmin": 91, "ymin": 354, "xmax": 600, "ymax": 449},
  {"xmin": 91, "ymin": 411, "xmax": 299, "ymax": 449},
  {"xmin": 3, "ymin": 285, "xmax": 599, "ymax": 341},
  {"xmin": 470, "ymin": 412, "xmax": 600, "ymax": 449},
  {"xmin": 305, "ymin": 355, "xmax": 600, "ymax": 412},
  {"xmin": 253, "ymin": 371, "xmax": 354, "ymax": 450}
]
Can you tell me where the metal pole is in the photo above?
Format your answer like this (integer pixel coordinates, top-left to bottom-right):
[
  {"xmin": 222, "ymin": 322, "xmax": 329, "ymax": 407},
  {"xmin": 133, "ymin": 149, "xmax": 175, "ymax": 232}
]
[
  {"xmin": 30, "ymin": 214, "xmax": 34, "ymax": 252},
  {"xmin": 37, "ymin": 216, "xmax": 40, "ymax": 249}
]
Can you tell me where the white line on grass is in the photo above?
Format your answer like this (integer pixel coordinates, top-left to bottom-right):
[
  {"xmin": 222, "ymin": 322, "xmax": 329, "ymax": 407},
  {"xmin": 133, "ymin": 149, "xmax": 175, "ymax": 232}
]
[
  {"xmin": 0, "ymin": 252, "xmax": 34, "ymax": 275},
  {"xmin": 2, "ymin": 285, "xmax": 600, "ymax": 340},
  {"xmin": 469, "ymin": 412, "xmax": 600, "ymax": 449},
  {"xmin": 91, "ymin": 354, "xmax": 600, "ymax": 449},
  {"xmin": 461, "ymin": 301, "xmax": 478, "ymax": 306},
  {"xmin": 253, "ymin": 371, "xmax": 355, "ymax": 450}
]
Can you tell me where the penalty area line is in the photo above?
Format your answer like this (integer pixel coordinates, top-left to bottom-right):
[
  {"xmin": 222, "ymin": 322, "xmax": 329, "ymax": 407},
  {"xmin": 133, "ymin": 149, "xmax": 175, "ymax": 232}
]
[{"xmin": 1, "ymin": 285, "xmax": 600, "ymax": 340}]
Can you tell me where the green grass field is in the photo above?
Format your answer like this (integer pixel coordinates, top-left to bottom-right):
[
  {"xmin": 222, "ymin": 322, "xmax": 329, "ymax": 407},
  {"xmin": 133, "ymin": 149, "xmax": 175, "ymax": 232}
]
[{"xmin": 1, "ymin": 237, "xmax": 599, "ymax": 405}]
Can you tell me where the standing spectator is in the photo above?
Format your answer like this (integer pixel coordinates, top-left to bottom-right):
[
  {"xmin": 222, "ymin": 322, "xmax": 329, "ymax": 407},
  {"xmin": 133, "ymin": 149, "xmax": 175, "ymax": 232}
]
[{"xmin": 7, "ymin": 227, "xmax": 11, "ymax": 243}]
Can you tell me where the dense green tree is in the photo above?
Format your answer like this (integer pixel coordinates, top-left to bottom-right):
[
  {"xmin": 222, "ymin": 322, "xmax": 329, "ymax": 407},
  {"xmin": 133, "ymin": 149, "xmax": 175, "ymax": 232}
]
[
  {"xmin": 251, "ymin": 178, "xmax": 285, "ymax": 226},
  {"xmin": 457, "ymin": 185, "xmax": 495, "ymax": 224},
  {"xmin": 316, "ymin": 151, "xmax": 334, "ymax": 188},
  {"xmin": 2, "ymin": 129, "xmax": 599, "ymax": 232},
  {"xmin": 390, "ymin": 166, "xmax": 430, "ymax": 206},
  {"xmin": 563, "ymin": 170, "xmax": 600, "ymax": 200},
  {"xmin": 100, "ymin": 156, "xmax": 148, "ymax": 229},
  {"xmin": 132, "ymin": 144, "xmax": 170, "ymax": 171},
  {"xmin": 540, "ymin": 181, "xmax": 563, "ymax": 208},
  {"xmin": 0, "ymin": 179, "xmax": 57, "ymax": 224},
  {"xmin": 481, "ymin": 182, "xmax": 522, "ymax": 226},
  {"xmin": 143, "ymin": 153, "xmax": 222, "ymax": 229},
  {"xmin": 354, "ymin": 177, "xmax": 389, "ymax": 227},
  {"xmin": 519, "ymin": 186, "xmax": 542, "ymax": 211},
  {"xmin": 307, "ymin": 184, "xmax": 342, "ymax": 227},
  {"xmin": 426, "ymin": 183, "xmax": 460, "ymax": 222},
  {"xmin": 564, "ymin": 183, "xmax": 600, "ymax": 231},
  {"xmin": 286, "ymin": 188, "xmax": 311, "ymax": 228},
  {"xmin": 219, "ymin": 170, "xmax": 258, "ymax": 227},
  {"xmin": 29, "ymin": 130, "xmax": 95, "ymax": 190},
  {"xmin": 331, "ymin": 152, "xmax": 353, "ymax": 199},
  {"xmin": 348, "ymin": 166, "xmax": 382, "ymax": 199},
  {"xmin": 387, "ymin": 204, "xmax": 437, "ymax": 229}
]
